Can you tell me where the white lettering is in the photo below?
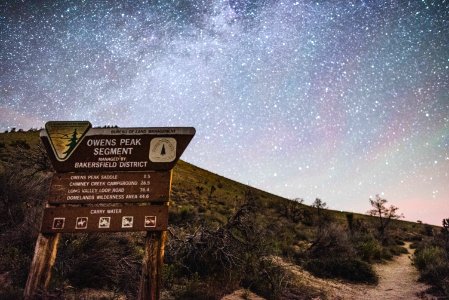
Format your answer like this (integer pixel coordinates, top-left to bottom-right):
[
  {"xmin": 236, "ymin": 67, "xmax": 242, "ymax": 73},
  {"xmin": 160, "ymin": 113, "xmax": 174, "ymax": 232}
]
[
  {"xmin": 97, "ymin": 194, "xmax": 125, "ymax": 200},
  {"xmin": 120, "ymin": 138, "xmax": 141, "ymax": 146},
  {"xmin": 86, "ymin": 139, "xmax": 116, "ymax": 147},
  {"xmin": 100, "ymin": 175, "xmax": 118, "ymax": 180},
  {"xmin": 70, "ymin": 175, "xmax": 86, "ymax": 180},
  {"xmin": 93, "ymin": 147, "xmax": 133, "ymax": 156},
  {"xmin": 69, "ymin": 182, "xmax": 89, "ymax": 186},
  {"xmin": 118, "ymin": 161, "xmax": 148, "ymax": 168},
  {"xmin": 106, "ymin": 181, "xmax": 138, "ymax": 186},
  {"xmin": 74, "ymin": 162, "xmax": 118, "ymax": 168}
]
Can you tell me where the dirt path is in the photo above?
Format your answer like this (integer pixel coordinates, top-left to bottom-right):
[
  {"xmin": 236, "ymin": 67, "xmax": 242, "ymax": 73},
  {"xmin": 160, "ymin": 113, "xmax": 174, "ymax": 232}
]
[
  {"xmin": 348, "ymin": 242, "xmax": 432, "ymax": 299},
  {"xmin": 222, "ymin": 243, "xmax": 435, "ymax": 300}
]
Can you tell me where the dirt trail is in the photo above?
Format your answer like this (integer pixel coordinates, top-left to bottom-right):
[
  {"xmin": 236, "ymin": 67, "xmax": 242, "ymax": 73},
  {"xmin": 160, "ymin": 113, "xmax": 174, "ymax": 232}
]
[
  {"xmin": 222, "ymin": 243, "xmax": 435, "ymax": 300},
  {"xmin": 347, "ymin": 242, "xmax": 433, "ymax": 299}
]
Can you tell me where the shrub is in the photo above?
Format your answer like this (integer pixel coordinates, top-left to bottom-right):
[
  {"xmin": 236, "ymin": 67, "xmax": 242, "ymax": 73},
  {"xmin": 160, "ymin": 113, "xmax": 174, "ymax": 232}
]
[
  {"xmin": 0, "ymin": 287, "xmax": 22, "ymax": 300},
  {"xmin": 381, "ymin": 248, "xmax": 393, "ymax": 260},
  {"xmin": 413, "ymin": 245, "xmax": 449, "ymax": 297},
  {"xmin": 169, "ymin": 206, "xmax": 198, "ymax": 225},
  {"xmin": 305, "ymin": 258, "xmax": 378, "ymax": 284},
  {"xmin": 355, "ymin": 237, "xmax": 383, "ymax": 262},
  {"xmin": 55, "ymin": 234, "xmax": 142, "ymax": 297},
  {"xmin": 0, "ymin": 154, "xmax": 51, "ymax": 287},
  {"xmin": 175, "ymin": 273, "xmax": 229, "ymax": 300},
  {"xmin": 308, "ymin": 223, "xmax": 354, "ymax": 259},
  {"xmin": 246, "ymin": 258, "xmax": 292, "ymax": 300},
  {"xmin": 413, "ymin": 246, "xmax": 448, "ymax": 278},
  {"xmin": 388, "ymin": 244, "xmax": 408, "ymax": 256},
  {"xmin": 9, "ymin": 139, "xmax": 30, "ymax": 149}
]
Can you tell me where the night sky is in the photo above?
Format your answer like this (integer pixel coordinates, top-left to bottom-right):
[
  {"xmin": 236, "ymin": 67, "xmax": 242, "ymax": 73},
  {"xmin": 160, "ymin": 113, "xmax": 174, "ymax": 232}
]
[{"xmin": 1, "ymin": 0, "xmax": 448, "ymax": 225}]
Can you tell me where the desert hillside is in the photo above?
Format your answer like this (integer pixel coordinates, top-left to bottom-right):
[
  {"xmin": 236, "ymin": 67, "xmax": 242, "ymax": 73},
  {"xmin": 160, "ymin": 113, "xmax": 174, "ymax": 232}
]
[{"xmin": 0, "ymin": 130, "xmax": 447, "ymax": 299}]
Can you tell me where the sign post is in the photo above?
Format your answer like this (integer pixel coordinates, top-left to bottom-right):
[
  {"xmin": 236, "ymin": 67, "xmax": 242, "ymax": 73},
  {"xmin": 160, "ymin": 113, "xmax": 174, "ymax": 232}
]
[
  {"xmin": 139, "ymin": 231, "xmax": 167, "ymax": 300},
  {"xmin": 23, "ymin": 232, "xmax": 60, "ymax": 299},
  {"xmin": 24, "ymin": 122, "xmax": 195, "ymax": 300}
]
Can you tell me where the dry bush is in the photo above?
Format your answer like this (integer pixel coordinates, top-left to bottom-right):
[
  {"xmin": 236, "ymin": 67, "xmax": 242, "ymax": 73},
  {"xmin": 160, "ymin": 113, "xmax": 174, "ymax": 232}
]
[
  {"xmin": 54, "ymin": 233, "xmax": 143, "ymax": 298},
  {"xmin": 0, "ymin": 145, "xmax": 52, "ymax": 288},
  {"xmin": 308, "ymin": 223, "xmax": 354, "ymax": 259},
  {"xmin": 278, "ymin": 198, "xmax": 304, "ymax": 223},
  {"xmin": 303, "ymin": 223, "xmax": 378, "ymax": 284},
  {"xmin": 167, "ymin": 199, "xmax": 263, "ymax": 277},
  {"xmin": 249, "ymin": 258, "xmax": 293, "ymax": 300},
  {"xmin": 413, "ymin": 221, "xmax": 449, "ymax": 298},
  {"xmin": 166, "ymin": 192, "xmax": 290, "ymax": 299}
]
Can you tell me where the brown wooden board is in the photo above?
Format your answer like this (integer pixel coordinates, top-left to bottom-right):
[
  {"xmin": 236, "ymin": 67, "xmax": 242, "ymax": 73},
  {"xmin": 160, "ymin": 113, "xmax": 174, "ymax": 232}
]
[
  {"xmin": 40, "ymin": 125, "xmax": 196, "ymax": 173},
  {"xmin": 47, "ymin": 171, "xmax": 170, "ymax": 204},
  {"xmin": 41, "ymin": 206, "xmax": 168, "ymax": 233}
]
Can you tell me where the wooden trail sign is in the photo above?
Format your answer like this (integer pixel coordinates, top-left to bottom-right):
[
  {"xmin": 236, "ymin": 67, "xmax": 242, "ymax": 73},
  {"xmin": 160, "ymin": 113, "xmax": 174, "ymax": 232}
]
[
  {"xmin": 47, "ymin": 171, "xmax": 170, "ymax": 204},
  {"xmin": 25, "ymin": 122, "xmax": 195, "ymax": 300},
  {"xmin": 40, "ymin": 121, "xmax": 196, "ymax": 172}
]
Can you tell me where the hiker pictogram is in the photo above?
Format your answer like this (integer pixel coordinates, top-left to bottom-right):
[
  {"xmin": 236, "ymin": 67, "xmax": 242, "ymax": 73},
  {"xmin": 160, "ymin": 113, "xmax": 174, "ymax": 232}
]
[{"xmin": 52, "ymin": 218, "xmax": 65, "ymax": 229}]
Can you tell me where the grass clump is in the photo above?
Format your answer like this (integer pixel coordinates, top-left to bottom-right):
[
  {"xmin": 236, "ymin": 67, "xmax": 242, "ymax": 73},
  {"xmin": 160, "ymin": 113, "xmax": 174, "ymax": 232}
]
[
  {"xmin": 354, "ymin": 237, "xmax": 383, "ymax": 262},
  {"xmin": 305, "ymin": 258, "xmax": 378, "ymax": 284},
  {"xmin": 303, "ymin": 223, "xmax": 378, "ymax": 284},
  {"xmin": 413, "ymin": 245, "xmax": 449, "ymax": 297},
  {"xmin": 55, "ymin": 233, "xmax": 143, "ymax": 298},
  {"xmin": 412, "ymin": 219, "xmax": 449, "ymax": 298}
]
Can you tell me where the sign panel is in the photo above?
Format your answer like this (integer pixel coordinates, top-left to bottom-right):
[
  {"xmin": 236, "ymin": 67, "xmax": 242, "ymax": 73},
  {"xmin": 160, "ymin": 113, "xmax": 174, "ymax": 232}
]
[
  {"xmin": 41, "ymin": 205, "xmax": 168, "ymax": 233},
  {"xmin": 47, "ymin": 171, "xmax": 170, "ymax": 204},
  {"xmin": 44, "ymin": 121, "xmax": 92, "ymax": 161},
  {"xmin": 40, "ymin": 124, "xmax": 196, "ymax": 172}
]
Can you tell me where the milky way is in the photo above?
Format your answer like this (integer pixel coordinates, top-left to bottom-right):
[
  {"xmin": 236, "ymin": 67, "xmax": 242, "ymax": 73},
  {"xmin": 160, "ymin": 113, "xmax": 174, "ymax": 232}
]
[{"xmin": 1, "ymin": 0, "xmax": 448, "ymax": 225}]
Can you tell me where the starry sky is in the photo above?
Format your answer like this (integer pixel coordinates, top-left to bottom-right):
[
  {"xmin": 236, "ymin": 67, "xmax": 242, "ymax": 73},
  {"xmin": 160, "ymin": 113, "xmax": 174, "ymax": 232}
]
[{"xmin": 1, "ymin": 0, "xmax": 448, "ymax": 225}]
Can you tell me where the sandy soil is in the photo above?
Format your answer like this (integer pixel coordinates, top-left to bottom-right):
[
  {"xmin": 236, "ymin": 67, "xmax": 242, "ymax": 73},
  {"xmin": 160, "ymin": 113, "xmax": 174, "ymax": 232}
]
[
  {"xmin": 350, "ymin": 242, "xmax": 433, "ymax": 300},
  {"xmin": 221, "ymin": 243, "xmax": 436, "ymax": 300}
]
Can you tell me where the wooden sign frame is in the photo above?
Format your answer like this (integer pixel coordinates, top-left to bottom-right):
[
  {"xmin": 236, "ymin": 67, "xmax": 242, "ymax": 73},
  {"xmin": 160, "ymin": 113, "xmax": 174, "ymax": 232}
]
[
  {"xmin": 24, "ymin": 123, "xmax": 195, "ymax": 300},
  {"xmin": 40, "ymin": 123, "xmax": 196, "ymax": 172}
]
